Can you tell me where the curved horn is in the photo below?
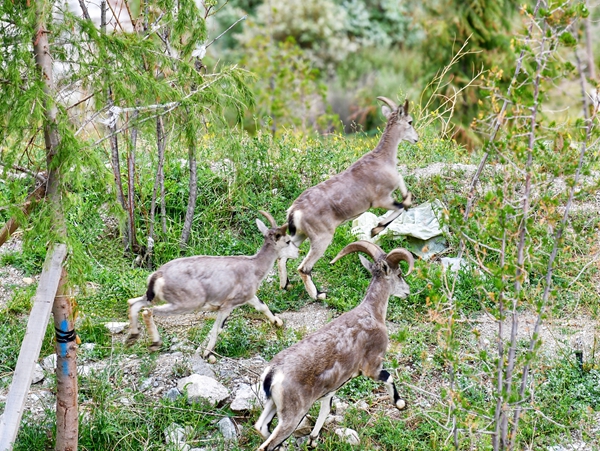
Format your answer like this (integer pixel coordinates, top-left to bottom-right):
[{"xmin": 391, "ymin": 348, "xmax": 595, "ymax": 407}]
[
  {"xmin": 259, "ymin": 210, "xmax": 277, "ymax": 228},
  {"xmin": 386, "ymin": 248, "xmax": 414, "ymax": 276},
  {"xmin": 376, "ymin": 96, "xmax": 398, "ymax": 110},
  {"xmin": 330, "ymin": 240, "xmax": 385, "ymax": 265}
]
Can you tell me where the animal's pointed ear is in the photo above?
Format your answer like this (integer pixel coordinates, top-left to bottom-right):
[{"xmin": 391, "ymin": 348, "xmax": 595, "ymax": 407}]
[
  {"xmin": 403, "ymin": 99, "xmax": 409, "ymax": 115},
  {"xmin": 381, "ymin": 105, "xmax": 393, "ymax": 119},
  {"xmin": 256, "ymin": 219, "xmax": 269, "ymax": 236},
  {"xmin": 381, "ymin": 261, "xmax": 392, "ymax": 276},
  {"xmin": 359, "ymin": 254, "xmax": 374, "ymax": 274}
]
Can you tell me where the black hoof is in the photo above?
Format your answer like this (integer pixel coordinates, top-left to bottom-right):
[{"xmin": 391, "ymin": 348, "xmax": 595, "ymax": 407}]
[
  {"xmin": 148, "ymin": 341, "xmax": 162, "ymax": 352},
  {"xmin": 125, "ymin": 334, "xmax": 139, "ymax": 347},
  {"xmin": 371, "ymin": 226, "xmax": 385, "ymax": 237}
]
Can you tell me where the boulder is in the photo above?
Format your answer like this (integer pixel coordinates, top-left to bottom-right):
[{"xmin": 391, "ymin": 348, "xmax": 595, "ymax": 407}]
[
  {"xmin": 335, "ymin": 428, "xmax": 360, "ymax": 446},
  {"xmin": 230, "ymin": 383, "xmax": 262, "ymax": 411},
  {"xmin": 217, "ymin": 417, "xmax": 238, "ymax": 441},
  {"xmin": 104, "ymin": 322, "xmax": 129, "ymax": 334},
  {"xmin": 177, "ymin": 374, "xmax": 229, "ymax": 406}
]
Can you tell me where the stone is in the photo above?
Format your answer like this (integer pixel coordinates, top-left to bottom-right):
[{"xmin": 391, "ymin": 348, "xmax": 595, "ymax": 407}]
[
  {"xmin": 230, "ymin": 383, "xmax": 262, "ymax": 411},
  {"xmin": 164, "ymin": 388, "xmax": 181, "ymax": 401},
  {"xmin": 164, "ymin": 423, "xmax": 186, "ymax": 445},
  {"xmin": 23, "ymin": 277, "xmax": 35, "ymax": 285},
  {"xmin": 140, "ymin": 378, "xmax": 154, "ymax": 392},
  {"xmin": 335, "ymin": 428, "xmax": 360, "ymax": 446},
  {"xmin": 355, "ymin": 400, "xmax": 369, "ymax": 411},
  {"xmin": 177, "ymin": 374, "xmax": 229, "ymax": 406},
  {"xmin": 164, "ymin": 423, "xmax": 192, "ymax": 450},
  {"xmin": 332, "ymin": 398, "xmax": 348, "ymax": 414},
  {"xmin": 77, "ymin": 365, "xmax": 92, "ymax": 377},
  {"xmin": 104, "ymin": 322, "xmax": 129, "ymax": 334},
  {"xmin": 41, "ymin": 354, "xmax": 57, "ymax": 371},
  {"xmin": 324, "ymin": 415, "xmax": 344, "ymax": 426},
  {"xmin": 80, "ymin": 343, "xmax": 96, "ymax": 352},
  {"xmin": 217, "ymin": 417, "xmax": 238, "ymax": 441},
  {"xmin": 292, "ymin": 416, "xmax": 313, "ymax": 437},
  {"xmin": 31, "ymin": 363, "xmax": 45, "ymax": 384},
  {"xmin": 188, "ymin": 353, "xmax": 216, "ymax": 378}
]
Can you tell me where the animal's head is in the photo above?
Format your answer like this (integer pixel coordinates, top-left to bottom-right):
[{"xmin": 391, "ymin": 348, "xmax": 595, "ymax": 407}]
[
  {"xmin": 331, "ymin": 240, "xmax": 414, "ymax": 299},
  {"xmin": 378, "ymin": 97, "xmax": 419, "ymax": 145},
  {"xmin": 256, "ymin": 210, "xmax": 299, "ymax": 260}
]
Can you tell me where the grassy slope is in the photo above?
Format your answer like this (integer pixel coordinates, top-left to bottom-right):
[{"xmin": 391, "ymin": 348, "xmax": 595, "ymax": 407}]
[{"xmin": 1, "ymin": 125, "xmax": 599, "ymax": 450}]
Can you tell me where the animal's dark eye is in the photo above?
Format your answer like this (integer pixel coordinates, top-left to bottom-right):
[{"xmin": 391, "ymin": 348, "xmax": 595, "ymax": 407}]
[
  {"xmin": 408, "ymin": 121, "xmax": 413, "ymax": 126},
  {"xmin": 275, "ymin": 233, "xmax": 282, "ymax": 239}
]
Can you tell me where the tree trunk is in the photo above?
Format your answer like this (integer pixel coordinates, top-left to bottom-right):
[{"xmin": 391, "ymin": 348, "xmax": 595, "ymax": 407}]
[
  {"xmin": 180, "ymin": 140, "xmax": 197, "ymax": 250},
  {"xmin": 158, "ymin": 117, "xmax": 167, "ymax": 235},
  {"xmin": 127, "ymin": 110, "xmax": 138, "ymax": 253},
  {"xmin": 584, "ymin": 0, "xmax": 596, "ymax": 81},
  {"xmin": 32, "ymin": 3, "xmax": 77, "ymax": 450},
  {"xmin": 52, "ymin": 270, "xmax": 78, "ymax": 451}
]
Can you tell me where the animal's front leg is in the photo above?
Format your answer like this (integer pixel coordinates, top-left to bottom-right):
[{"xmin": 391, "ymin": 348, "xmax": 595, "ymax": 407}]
[
  {"xmin": 308, "ymin": 392, "xmax": 334, "ymax": 447},
  {"xmin": 202, "ymin": 308, "xmax": 233, "ymax": 363},
  {"xmin": 247, "ymin": 296, "xmax": 283, "ymax": 327},
  {"xmin": 371, "ymin": 193, "xmax": 412, "ymax": 237}
]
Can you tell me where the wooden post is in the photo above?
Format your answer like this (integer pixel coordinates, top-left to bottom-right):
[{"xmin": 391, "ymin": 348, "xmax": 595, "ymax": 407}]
[{"xmin": 0, "ymin": 244, "xmax": 67, "ymax": 451}]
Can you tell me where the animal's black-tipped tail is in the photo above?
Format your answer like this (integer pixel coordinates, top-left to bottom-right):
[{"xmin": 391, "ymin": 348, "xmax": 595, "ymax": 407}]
[
  {"xmin": 145, "ymin": 272, "xmax": 161, "ymax": 302},
  {"xmin": 263, "ymin": 369, "xmax": 274, "ymax": 400},
  {"xmin": 287, "ymin": 211, "xmax": 296, "ymax": 237}
]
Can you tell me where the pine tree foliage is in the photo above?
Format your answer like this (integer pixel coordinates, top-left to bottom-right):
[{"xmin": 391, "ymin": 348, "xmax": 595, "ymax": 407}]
[{"xmin": 0, "ymin": 0, "xmax": 254, "ymax": 280}]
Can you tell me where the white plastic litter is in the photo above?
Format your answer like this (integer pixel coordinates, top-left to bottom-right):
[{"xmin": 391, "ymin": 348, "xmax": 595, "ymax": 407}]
[{"xmin": 351, "ymin": 200, "xmax": 448, "ymax": 260}]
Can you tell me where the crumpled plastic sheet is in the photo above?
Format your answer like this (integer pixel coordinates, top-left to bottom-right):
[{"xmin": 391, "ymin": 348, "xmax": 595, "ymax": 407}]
[{"xmin": 351, "ymin": 199, "xmax": 449, "ymax": 260}]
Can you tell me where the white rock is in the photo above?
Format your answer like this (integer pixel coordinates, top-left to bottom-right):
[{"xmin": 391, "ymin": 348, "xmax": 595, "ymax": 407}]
[
  {"xmin": 324, "ymin": 415, "xmax": 344, "ymax": 426},
  {"xmin": 41, "ymin": 354, "xmax": 57, "ymax": 371},
  {"xmin": 188, "ymin": 353, "xmax": 216, "ymax": 378},
  {"xmin": 217, "ymin": 417, "xmax": 238, "ymax": 441},
  {"xmin": 177, "ymin": 374, "xmax": 229, "ymax": 406},
  {"xmin": 32, "ymin": 363, "xmax": 45, "ymax": 384},
  {"xmin": 164, "ymin": 423, "xmax": 186, "ymax": 445},
  {"xmin": 332, "ymin": 398, "xmax": 348, "ymax": 414},
  {"xmin": 335, "ymin": 428, "xmax": 360, "ymax": 445},
  {"xmin": 80, "ymin": 343, "xmax": 96, "ymax": 352},
  {"xmin": 77, "ymin": 365, "xmax": 92, "ymax": 377},
  {"xmin": 355, "ymin": 400, "xmax": 369, "ymax": 411},
  {"xmin": 23, "ymin": 277, "xmax": 35, "ymax": 285},
  {"xmin": 104, "ymin": 322, "xmax": 129, "ymax": 334},
  {"xmin": 230, "ymin": 383, "xmax": 262, "ymax": 411}
]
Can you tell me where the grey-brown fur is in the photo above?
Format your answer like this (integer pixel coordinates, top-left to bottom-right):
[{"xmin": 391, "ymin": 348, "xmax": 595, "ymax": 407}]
[
  {"xmin": 255, "ymin": 241, "xmax": 414, "ymax": 450},
  {"xmin": 279, "ymin": 97, "xmax": 419, "ymax": 300},
  {"xmin": 126, "ymin": 211, "xmax": 298, "ymax": 361}
]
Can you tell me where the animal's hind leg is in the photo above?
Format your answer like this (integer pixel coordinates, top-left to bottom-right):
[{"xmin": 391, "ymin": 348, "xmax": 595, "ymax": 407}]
[
  {"xmin": 255, "ymin": 398, "xmax": 277, "ymax": 439},
  {"xmin": 298, "ymin": 233, "xmax": 333, "ymax": 300},
  {"xmin": 378, "ymin": 369, "xmax": 406, "ymax": 410},
  {"xmin": 140, "ymin": 303, "xmax": 194, "ymax": 352},
  {"xmin": 141, "ymin": 309, "xmax": 162, "ymax": 351},
  {"xmin": 258, "ymin": 410, "xmax": 306, "ymax": 451},
  {"xmin": 126, "ymin": 296, "xmax": 150, "ymax": 346}
]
